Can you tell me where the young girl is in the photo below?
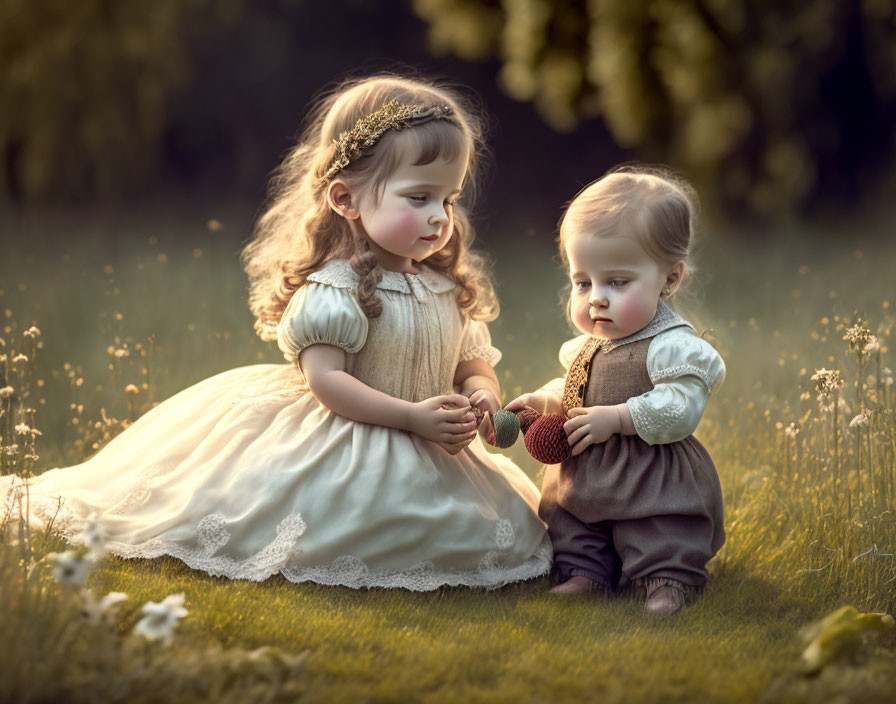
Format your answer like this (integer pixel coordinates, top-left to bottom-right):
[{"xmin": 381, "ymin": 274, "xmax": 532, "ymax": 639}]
[
  {"xmin": 506, "ymin": 167, "xmax": 725, "ymax": 615},
  {"xmin": 4, "ymin": 75, "xmax": 551, "ymax": 590}
]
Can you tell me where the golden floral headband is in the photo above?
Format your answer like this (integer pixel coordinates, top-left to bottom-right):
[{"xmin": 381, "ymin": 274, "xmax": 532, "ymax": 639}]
[{"xmin": 320, "ymin": 99, "xmax": 455, "ymax": 185}]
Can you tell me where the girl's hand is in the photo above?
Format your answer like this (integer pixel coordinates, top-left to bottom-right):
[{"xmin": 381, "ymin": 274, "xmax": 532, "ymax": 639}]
[
  {"xmin": 563, "ymin": 406, "xmax": 623, "ymax": 456},
  {"xmin": 468, "ymin": 388, "xmax": 500, "ymax": 443},
  {"xmin": 504, "ymin": 390, "xmax": 563, "ymax": 416},
  {"xmin": 408, "ymin": 394, "xmax": 478, "ymax": 455},
  {"xmin": 468, "ymin": 388, "xmax": 500, "ymax": 418}
]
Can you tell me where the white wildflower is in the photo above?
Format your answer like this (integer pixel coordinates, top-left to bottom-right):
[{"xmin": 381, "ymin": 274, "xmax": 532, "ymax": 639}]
[
  {"xmin": 113, "ymin": 348, "xmax": 129, "ymax": 359},
  {"xmin": 14, "ymin": 423, "xmax": 41, "ymax": 438},
  {"xmin": 3, "ymin": 444, "xmax": 18, "ymax": 456},
  {"xmin": 843, "ymin": 323, "xmax": 873, "ymax": 354},
  {"xmin": 811, "ymin": 368, "xmax": 844, "ymax": 393},
  {"xmin": 81, "ymin": 512, "xmax": 106, "ymax": 558},
  {"xmin": 134, "ymin": 593, "xmax": 188, "ymax": 646},
  {"xmin": 82, "ymin": 589, "xmax": 128, "ymax": 626},
  {"xmin": 12, "ymin": 354, "xmax": 28, "ymax": 364},
  {"xmin": 784, "ymin": 422, "xmax": 800, "ymax": 439},
  {"xmin": 26, "ymin": 325, "xmax": 41, "ymax": 338},
  {"xmin": 49, "ymin": 550, "xmax": 89, "ymax": 585},
  {"xmin": 849, "ymin": 413, "xmax": 870, "ymax": 429},
  {"xmin": 863, "ymin": 335, "xmax": 880, "ymax": 355},
  {"xmin": 0, "ymin": 386, "xmax": 14, "ymax": 399}
]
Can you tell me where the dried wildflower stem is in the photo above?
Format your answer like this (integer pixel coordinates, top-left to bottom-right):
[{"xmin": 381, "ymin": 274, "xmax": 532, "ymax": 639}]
[
  {"xmin": 25, "ymin": 326, "xmax": 35, "ymax": 405},
  {"xmin": 1, "ymin": 355, "xmax": 10, "ymax": 477},
  {"xmin": 811, "ymin": 423, "xmax": 825, "ymax": 519},
  {"xmin": 886, "ymin": 410, "xmax": 896, "ymax": 517},
  {"xmin": 22, "ymin": 481, "xmax": 33, "ymax": 572},
  {"xmin": 832, "ymin": 394, "xmax": 845, "ymax": 518},
  {"xmin": 855, "ymin": 353, "xmax": 864, "ymax": 415},
  {"xmin": 866, "ymin": 427, "xmax": 878, "ymax": 543},
  {"xmin": 854, "ymin": 428, "xmax": 864, "ymax": 514}
]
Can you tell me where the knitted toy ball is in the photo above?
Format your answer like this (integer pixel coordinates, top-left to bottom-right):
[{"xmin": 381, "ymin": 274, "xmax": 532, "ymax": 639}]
[
  {"xmin": 523, "ymin": 413, "xmax": 571, "ymax": 464},
  {"xmin": 514, "ymin": 406, "xmax": 541, "ymax": 434},
  {"xmin": 492, "ymin": 410, "xmax": 521, "ymax": 448}
]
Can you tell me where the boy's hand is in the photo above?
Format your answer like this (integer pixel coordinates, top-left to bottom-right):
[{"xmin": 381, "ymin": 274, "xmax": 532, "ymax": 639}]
[
  {"xmin": 563, "ymin": 406, "xmax": 622, "ymax": 456},
  {"xmin": 504, "ymin": 390, "xmax": 563, "ymax": 416}
]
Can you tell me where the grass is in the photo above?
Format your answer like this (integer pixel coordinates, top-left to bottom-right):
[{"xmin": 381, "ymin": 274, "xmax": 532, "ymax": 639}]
[
  {"xmin": 81, "ymin": 557, "xmax": 811, "ymax": 702},
  {"xmin": 1, "ymin": 205, "xmax": 895, "ymax": 702}
]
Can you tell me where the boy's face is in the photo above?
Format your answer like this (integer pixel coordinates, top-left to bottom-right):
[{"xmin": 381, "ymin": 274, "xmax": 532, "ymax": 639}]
[
  {"xmin": 354, "ymin": 148, "xmax": 468, "ymax": 273},
  {"xmin": 566, "ymin": 232, "xmax": 671, "ymax": 340}
]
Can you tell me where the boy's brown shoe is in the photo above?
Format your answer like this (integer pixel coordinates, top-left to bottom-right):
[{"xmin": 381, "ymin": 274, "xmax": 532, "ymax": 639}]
[
  {"xmin": 642, "ymin": 577, "xmax": 687, "ymax": 615},
  {"xmin": 549, "ymin": 575, "xmax": 608, "ymax": 596}
]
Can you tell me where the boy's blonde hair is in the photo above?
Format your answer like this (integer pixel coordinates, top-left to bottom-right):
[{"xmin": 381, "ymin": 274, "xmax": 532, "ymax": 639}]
[
  {"xmin": 558, "ymin": 166, "xmax": 698, "ymax": 279},
  {"xmin": 242, "ymin": 74, "xmax": 497, "ymax": 340}
]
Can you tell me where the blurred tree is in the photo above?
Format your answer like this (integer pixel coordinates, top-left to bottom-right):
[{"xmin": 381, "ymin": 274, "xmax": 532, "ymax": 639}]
[
  {"xmin": 413, "ymin": 0, "xmax": 896, "ymax": 215},
  {"xmin": 0, "ymin": 0, "xmax": 238, "ymax": 200}
]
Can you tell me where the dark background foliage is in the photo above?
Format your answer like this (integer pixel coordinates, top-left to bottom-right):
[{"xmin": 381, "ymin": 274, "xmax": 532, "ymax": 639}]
[{"xmin": 1, "ymin": 0, "xmax": 895, "ymax": 231}]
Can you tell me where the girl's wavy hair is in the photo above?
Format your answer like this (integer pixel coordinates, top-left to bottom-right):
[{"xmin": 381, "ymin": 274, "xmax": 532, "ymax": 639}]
[{"xmin": 242, "ymin": 74, "xmax": 497, "ymax": 340}]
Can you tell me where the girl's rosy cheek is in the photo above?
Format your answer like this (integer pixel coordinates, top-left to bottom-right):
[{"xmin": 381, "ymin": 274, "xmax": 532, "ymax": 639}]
[{"xmin": 395, "ymin": 211, "xmax": 421, "ymax": 237}]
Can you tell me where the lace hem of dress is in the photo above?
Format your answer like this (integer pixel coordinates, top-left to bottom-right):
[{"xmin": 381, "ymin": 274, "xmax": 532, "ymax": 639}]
[
  {"xmin": 104, "ymin": 512, "xmax": 309, "ymax": 582},
  {"xmin": 7, "ymin": 480, "xmax": 551, "ymax": 591},
  {"xmin": 279, "ymin": 535, "xmax": 552, "ymax": 591},
  {"xmin": 458, "ymin": 344, "xmax": 502, "ymax": 368}
]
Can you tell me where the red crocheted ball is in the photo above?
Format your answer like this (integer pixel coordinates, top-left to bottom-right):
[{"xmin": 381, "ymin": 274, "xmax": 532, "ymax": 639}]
[
  {"xmin": 524, "ymin": 413, "xmax": 571, "ymax": 464},
  {"xmin": 514, "ymin": 406, "xmax": 541, "ymax": 434}
]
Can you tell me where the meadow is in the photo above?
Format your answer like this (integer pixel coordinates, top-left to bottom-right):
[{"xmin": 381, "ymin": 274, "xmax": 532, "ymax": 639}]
[{"xmin": 1, "ymin": 205, "xmax": 895, "ymax": 703}]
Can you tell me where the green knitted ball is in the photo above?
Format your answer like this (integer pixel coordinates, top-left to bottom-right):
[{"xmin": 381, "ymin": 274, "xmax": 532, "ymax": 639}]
[{"xmin": 492, "ymin": 409, "xmax": 521, "ymax": 448}]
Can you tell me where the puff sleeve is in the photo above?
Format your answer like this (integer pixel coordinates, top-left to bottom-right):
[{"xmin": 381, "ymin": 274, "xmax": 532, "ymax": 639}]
[
  {"xmin": 626, "ymin": 328, "xmax": 726, "ymax": 445},
  {"xmin": 538, "ymin": 335, "xmax": 590, "ymax": 399},
  {"xmin": 277, "ymin": 282, "xmax": 369, "ymax": 366},
  {"xmin": 458, "ymin": 319, "xmax": 502, "ymax": 367}
]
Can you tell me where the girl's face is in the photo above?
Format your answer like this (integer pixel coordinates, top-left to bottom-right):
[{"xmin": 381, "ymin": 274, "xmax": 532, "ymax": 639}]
[
  {"xmin": 354, "ymin": 149, "xmax": 469, "ymax": 273},
  {"xmin": 566, "ymin": 231, "xmax": 677, "ymax": 340}
]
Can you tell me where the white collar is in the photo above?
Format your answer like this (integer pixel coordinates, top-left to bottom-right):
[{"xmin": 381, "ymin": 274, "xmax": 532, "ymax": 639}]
[{"xmin": 306, "ymin": 259, "xmax": 457, "ymax": 297}]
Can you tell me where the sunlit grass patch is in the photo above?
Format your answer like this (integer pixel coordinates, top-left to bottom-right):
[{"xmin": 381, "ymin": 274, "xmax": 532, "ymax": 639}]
[{"xmin": 2, "ymin": 211, "xmax": 896, "ymax": 701}]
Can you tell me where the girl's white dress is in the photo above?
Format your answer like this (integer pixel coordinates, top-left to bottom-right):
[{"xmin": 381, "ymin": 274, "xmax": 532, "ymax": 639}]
[{"xmin": 3, "ymin": 260, "xmax": 551, "ymax": 590}]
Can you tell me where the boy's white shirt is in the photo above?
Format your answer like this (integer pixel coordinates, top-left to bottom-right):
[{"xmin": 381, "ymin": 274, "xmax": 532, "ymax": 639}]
[{"xmin": 539, "ymin": 299, "xmax": 725, "ymax": 446}]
